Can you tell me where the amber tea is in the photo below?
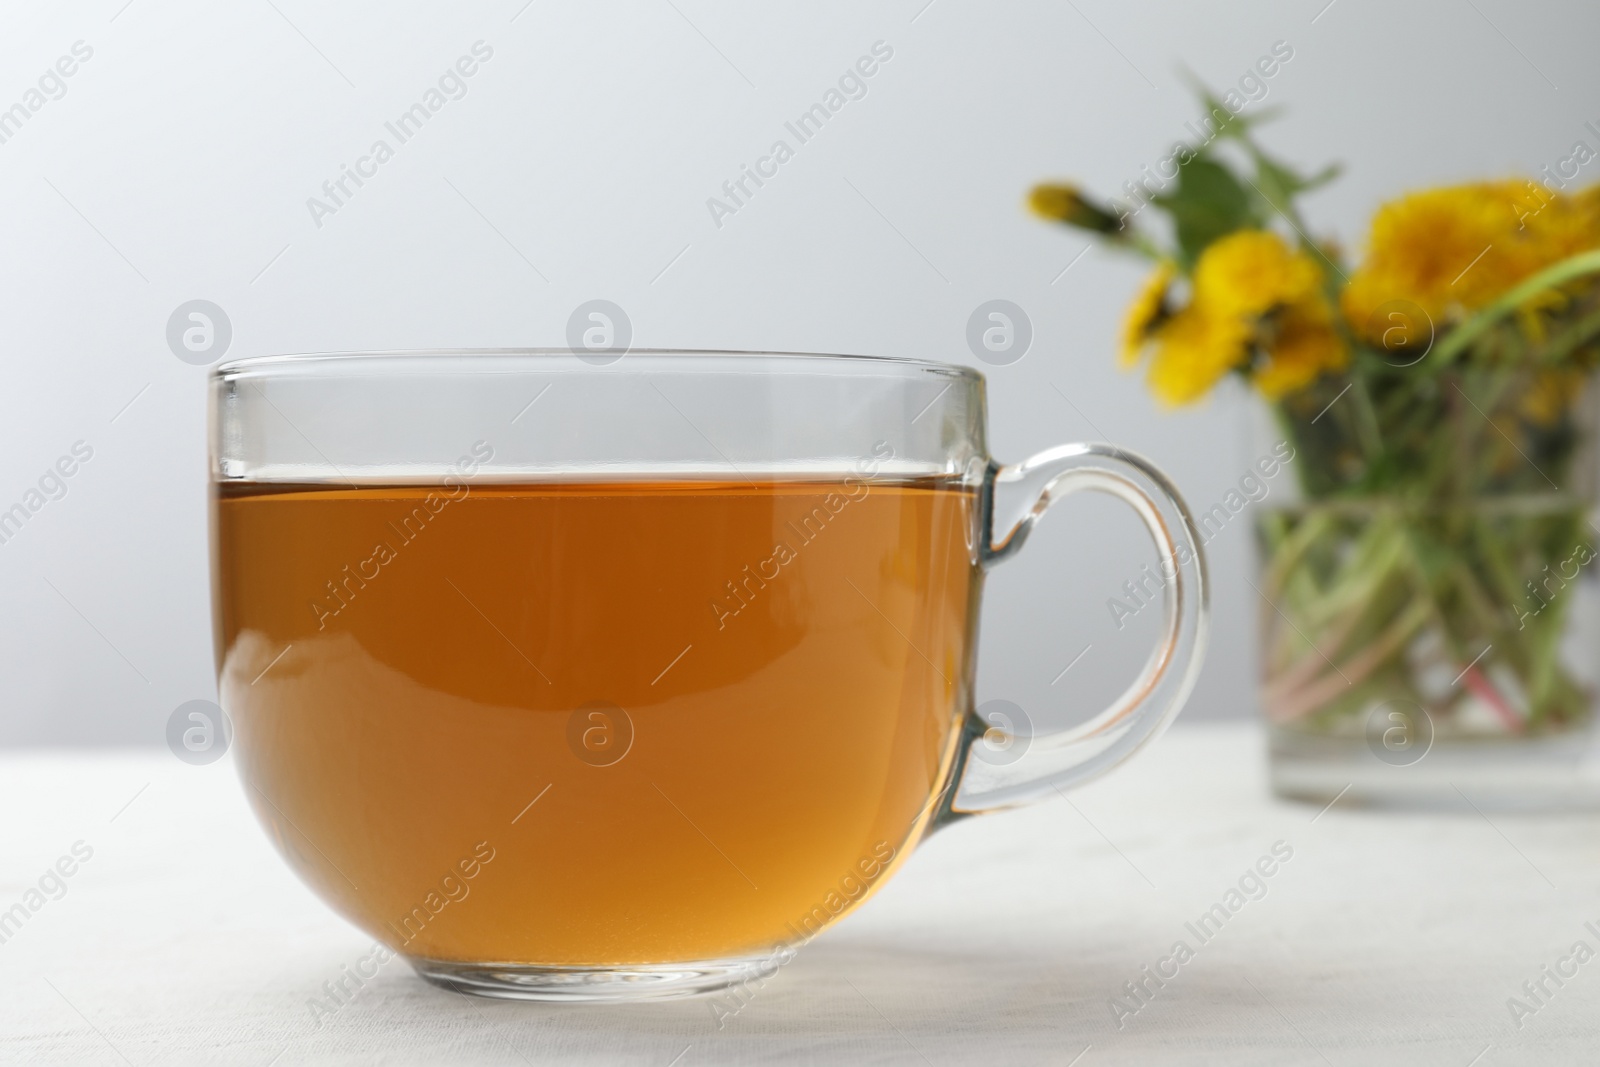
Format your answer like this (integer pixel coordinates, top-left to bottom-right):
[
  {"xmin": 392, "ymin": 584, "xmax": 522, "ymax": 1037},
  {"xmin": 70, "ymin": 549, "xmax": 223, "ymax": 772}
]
[{"xmin": 214, "ymin": 477, "xmax": 980, "ymax": 965}]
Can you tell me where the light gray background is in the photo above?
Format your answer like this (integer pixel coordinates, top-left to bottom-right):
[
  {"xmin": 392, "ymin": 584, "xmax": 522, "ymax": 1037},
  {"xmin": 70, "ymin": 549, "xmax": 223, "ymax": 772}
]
[{"xmin": 2, "ymin": 0, "xmax": 1595, "ymax": 744}]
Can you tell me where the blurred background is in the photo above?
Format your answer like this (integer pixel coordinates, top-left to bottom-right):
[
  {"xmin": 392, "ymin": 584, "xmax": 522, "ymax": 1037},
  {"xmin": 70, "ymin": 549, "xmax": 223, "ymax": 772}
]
[{"xmin": 3, "ymin": 0, "xmax": 1597, "ymax": 745}]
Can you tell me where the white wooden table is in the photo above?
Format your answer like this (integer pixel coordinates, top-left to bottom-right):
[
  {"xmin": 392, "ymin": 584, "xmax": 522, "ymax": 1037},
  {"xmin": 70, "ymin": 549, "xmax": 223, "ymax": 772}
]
[{"xmin": 3, "ymin": 724, "xmax": 1597, "ymax": 1065}]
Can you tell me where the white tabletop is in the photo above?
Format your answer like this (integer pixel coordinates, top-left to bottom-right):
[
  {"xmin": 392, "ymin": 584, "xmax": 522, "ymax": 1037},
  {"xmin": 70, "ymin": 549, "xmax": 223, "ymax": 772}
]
[{"xmin": 3, "ymin": 723, "xmax": 1597, "ymax": 1066}]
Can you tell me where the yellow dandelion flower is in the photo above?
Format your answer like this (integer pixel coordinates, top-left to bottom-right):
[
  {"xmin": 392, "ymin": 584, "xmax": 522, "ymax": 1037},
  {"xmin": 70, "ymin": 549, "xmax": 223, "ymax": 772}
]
[
  {"xmin": 1253, "ymin": 305, "xmax": 1349, "ymax": 400},
  {"xmin": 1121, "ymin": 233, "xmax": 1345, "ymax": 404},
  {"xmin": 1506, "ymin": 182, "xmax": 1600, "ymax": 344},
  {"xmin": 1120, "ymin": 261, "xmax": 1174, "ymax": 366},
  {"xmin": 1521, "ymin": 180, "xmax": 1600, "ymax": 262},
  {"xmin": 1572, "ymin": 182, "xmax": 1600, "ymax": 236},
  {"xmin": 1341, "ymin": 181, "xmax": 1576, "ymax": 341},
  {"xmin": 1028, "ymin": 183, "xmax": 1124, "ymax": 234},
  {"xmin": 1145, "ymin": 305, "xmax": 1252, "ymax": 406},
  {"xmin": 1193, "ymin": 230, "xmax": 1323, "ymax": 317}
]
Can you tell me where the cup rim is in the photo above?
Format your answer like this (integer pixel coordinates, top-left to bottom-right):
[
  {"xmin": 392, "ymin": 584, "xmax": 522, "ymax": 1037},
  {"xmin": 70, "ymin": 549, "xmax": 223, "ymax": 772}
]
[{"xmin": 212, "ymin": 348, "xmax": 983, "ymax": 380}]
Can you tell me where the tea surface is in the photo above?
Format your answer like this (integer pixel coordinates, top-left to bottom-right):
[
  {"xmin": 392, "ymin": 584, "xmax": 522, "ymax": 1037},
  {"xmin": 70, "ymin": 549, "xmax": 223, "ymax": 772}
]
[{"xmin": 214, "ymin": 479, "xmax": 978, "ymax": 964}]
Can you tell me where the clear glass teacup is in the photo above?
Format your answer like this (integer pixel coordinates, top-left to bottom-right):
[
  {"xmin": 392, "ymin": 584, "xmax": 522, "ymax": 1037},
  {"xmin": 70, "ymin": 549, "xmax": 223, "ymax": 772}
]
[{"xmin": 210, "ymin": 350, "xmax": 1207, "ymax": 1000}]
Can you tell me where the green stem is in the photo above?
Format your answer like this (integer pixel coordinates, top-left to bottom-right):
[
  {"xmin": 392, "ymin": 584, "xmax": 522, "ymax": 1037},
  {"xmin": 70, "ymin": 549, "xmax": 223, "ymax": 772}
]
[
  {"xmin": 1539, "ymin": 303, "xmax": 1600, "ymax": 364},
  {"xmin": 1434, "ymin": 249, "xmax": 1600, "ymax": 364},
  {"xmin": 1348, "ymin": 374, "xmax": 1386, "ymax": 465}
]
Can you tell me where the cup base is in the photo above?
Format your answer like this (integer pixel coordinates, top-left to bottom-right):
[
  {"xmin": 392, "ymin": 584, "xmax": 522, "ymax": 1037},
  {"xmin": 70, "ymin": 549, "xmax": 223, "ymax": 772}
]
[{"xmin": 411, "ymin": 955, "xmax": 775, "ymax": 1002}]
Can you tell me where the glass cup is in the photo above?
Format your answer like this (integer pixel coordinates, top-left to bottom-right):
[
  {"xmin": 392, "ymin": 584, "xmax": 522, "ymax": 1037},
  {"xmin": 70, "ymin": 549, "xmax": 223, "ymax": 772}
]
[{"xmin": 209, "ymin": 350, "xmax": 1208, "ymax": 1001}]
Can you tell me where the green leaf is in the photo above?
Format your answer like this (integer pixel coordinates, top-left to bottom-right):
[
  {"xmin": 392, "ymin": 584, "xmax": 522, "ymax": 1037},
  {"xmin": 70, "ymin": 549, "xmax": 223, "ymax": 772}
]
[
  {"xmin": 1300, "ymin": 162, "xmax": 1342, "ymax": 192},
  {"xmin": 1252, "ymin": 152, "xmax": 1341, "ymax": 217},
  {"xmin": 1187, "ymin": 82, "xmax": 1274, "ymax": 143},
  {"xmin": 1152, "ymin": 157, "xmax": 1259, "ymax": 267},
  {"xmin": 1257, "ymin": 157, "xmax": 1321, "ymax": 209}
]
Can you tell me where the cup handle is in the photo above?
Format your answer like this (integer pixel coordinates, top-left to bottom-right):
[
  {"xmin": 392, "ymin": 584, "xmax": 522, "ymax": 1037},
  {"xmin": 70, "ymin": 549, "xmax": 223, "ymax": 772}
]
[{"xmin": 948, "ymin": 442, "xmax": 1209, "ymax": 814}]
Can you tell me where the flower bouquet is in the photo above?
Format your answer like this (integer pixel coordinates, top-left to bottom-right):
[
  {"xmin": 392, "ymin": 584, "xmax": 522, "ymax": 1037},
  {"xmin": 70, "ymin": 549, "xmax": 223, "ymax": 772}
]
[{"xmin": 1032, "ymin": 90, "xmax": 1600, "ymax": 804}]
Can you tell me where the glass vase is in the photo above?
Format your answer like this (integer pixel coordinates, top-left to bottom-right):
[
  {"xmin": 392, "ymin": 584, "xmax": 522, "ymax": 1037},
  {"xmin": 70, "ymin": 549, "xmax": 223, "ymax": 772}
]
[{"xmin": 1251, "ymin": 376, "xmax": 1600, "ymax": 809}]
